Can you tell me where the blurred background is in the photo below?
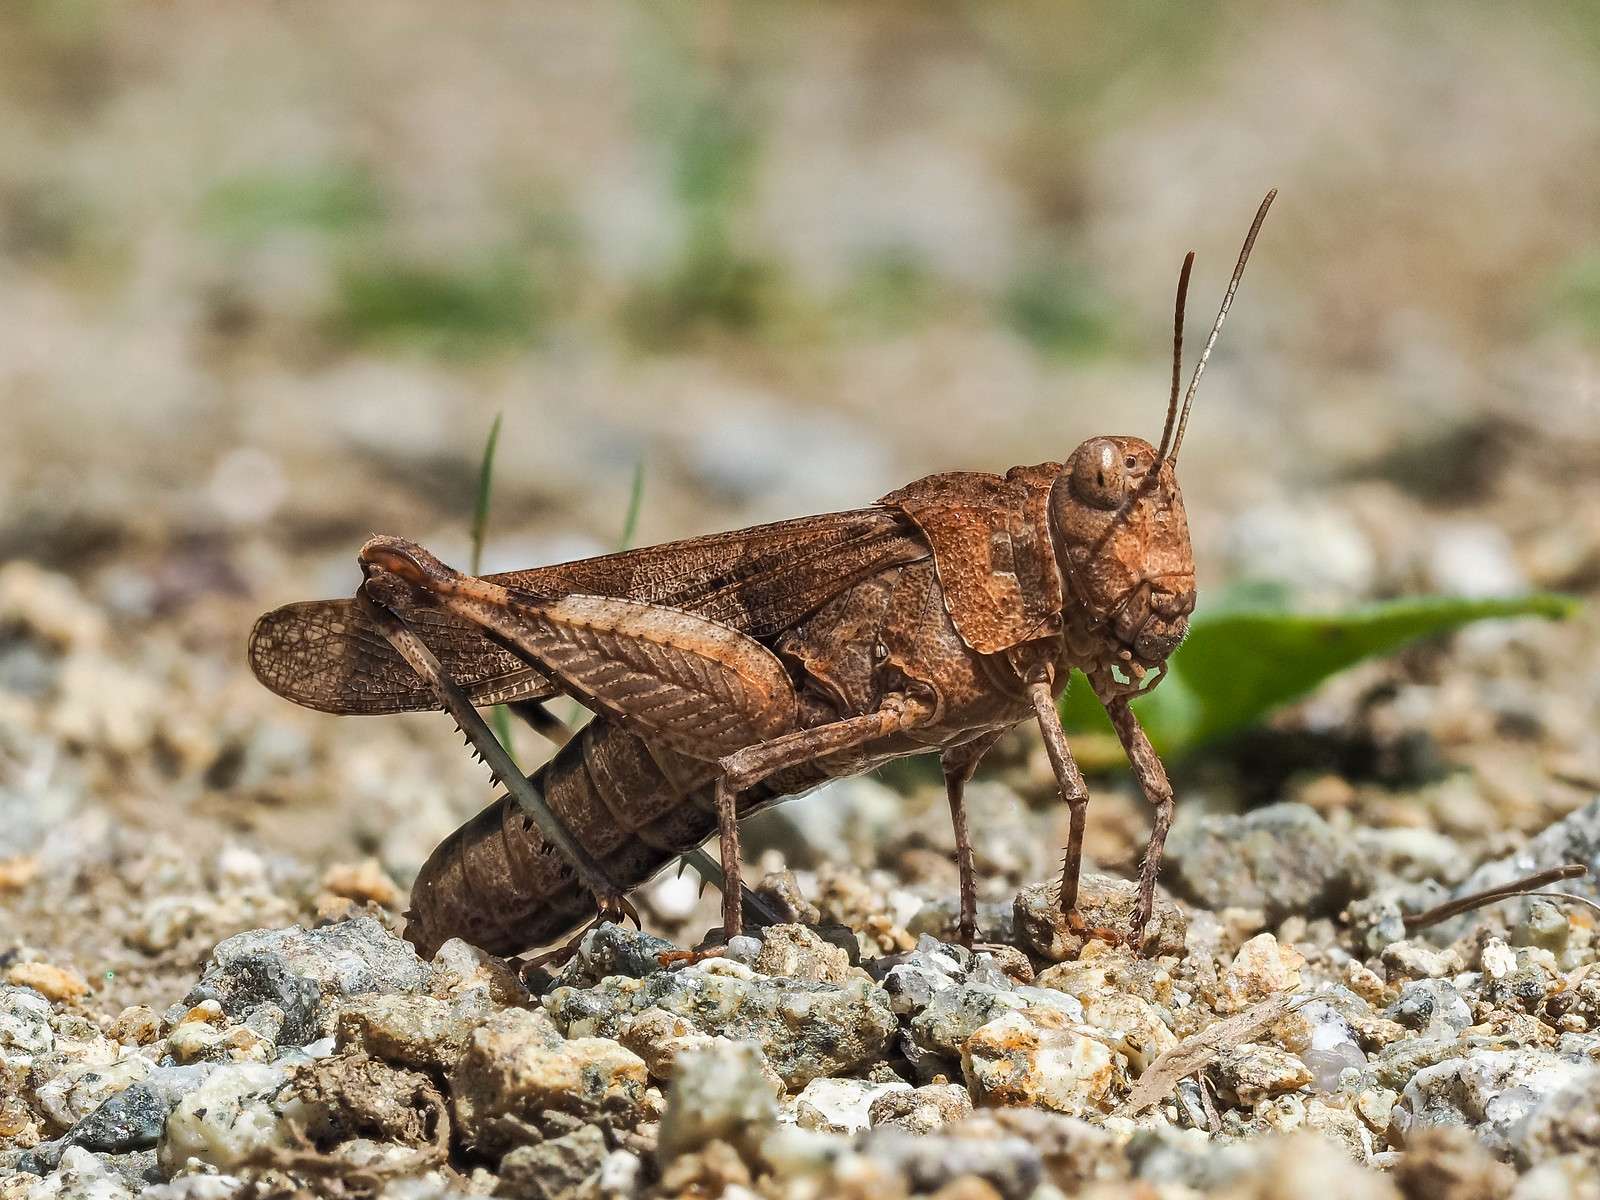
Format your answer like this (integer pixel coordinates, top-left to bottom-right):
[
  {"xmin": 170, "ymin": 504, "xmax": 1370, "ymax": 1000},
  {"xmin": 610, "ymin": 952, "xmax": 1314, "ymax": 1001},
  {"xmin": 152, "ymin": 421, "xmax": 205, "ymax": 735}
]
[{"xmin": 2, "ymin": 1, "xmax": 1598, "ymax": 996}]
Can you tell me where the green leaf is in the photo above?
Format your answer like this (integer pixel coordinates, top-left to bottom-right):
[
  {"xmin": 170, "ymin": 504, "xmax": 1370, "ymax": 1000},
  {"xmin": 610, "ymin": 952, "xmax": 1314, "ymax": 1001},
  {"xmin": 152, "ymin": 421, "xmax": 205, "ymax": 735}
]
[{"xmin": 1060, "ymin": 593, "xmax": 1581, "ymax": 759}]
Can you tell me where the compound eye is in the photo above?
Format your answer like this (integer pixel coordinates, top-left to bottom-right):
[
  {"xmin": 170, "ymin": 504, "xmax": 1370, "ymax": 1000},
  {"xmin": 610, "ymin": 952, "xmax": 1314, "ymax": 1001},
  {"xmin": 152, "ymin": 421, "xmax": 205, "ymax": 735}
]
[{"xmin": 1070, "ymin": 438, "xmax": 1126, "ymax": 510}]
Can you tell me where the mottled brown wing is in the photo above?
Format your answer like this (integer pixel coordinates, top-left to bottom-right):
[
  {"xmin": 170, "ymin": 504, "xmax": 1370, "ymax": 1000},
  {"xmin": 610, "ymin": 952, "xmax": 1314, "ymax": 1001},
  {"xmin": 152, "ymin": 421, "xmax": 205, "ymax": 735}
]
[{"xmin": 249, "ymin": 508, "xmax": 928, "ymax": 715}]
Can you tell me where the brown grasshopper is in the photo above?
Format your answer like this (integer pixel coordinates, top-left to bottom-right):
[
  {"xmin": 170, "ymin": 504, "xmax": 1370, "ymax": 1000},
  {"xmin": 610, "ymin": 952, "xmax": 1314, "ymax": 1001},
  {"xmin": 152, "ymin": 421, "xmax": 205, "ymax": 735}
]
[{"xmin": 249, "ymin": 192, "xmax": 1275, "ymax": 960}]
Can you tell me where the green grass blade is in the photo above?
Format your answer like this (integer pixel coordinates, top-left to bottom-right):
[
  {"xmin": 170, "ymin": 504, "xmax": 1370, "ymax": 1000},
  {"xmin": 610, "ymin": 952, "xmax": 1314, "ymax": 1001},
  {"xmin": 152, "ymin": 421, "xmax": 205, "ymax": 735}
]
[
  {"xmin": 618, "ymin": 459, "xmax": 646, "ymax": 551},
  {"xmin": 469, "ymin": 412, "xmax": 503, "ymax": 577},
  {"xmin": 466, "ymin": 413, "xmax": 515, "ymax": 759}
]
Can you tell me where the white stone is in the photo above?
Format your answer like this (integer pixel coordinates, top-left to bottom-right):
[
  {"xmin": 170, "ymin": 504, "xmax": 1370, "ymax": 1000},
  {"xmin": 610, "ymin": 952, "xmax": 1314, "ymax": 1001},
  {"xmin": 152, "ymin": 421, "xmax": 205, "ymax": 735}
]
[{"xmin": 793, "ymin": 1077, "xmax": 910, "ymax": 1134}]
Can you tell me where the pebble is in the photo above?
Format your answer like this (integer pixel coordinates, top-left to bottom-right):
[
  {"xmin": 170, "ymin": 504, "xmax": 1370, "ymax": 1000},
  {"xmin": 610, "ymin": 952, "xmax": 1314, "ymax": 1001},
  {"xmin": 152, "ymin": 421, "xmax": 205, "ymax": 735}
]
[
  {"xmin": 0, "ymin": 985, "xmax": 56, "ymax": 1065},
  {"xmin": 1380, "ymin": 940, "xmax": 1467, "ymax": 982},
  {"xmin": 961, "ymin": 1007, "xmax": 1125, "ymax": 1116},
  {"xmin": 1507, "ymin": 1063, "xmax": 1600, "ymax": 1167},
  {"xmin": 5, "ymin": 964, "xmax": 90, "ymax": 1005},
  {"xmin": 155, "ymin": 1061, "xmax": 297, "ymax": 1175},
  {"xmin": 1012, "ymin": 878, "xmax": 1186, "ymax": 961},
  {"xmin": 868, "ymin": 1083, "xmax": 973, "ymax": 1134},
  {"xmin": 792, "ymin": 1077, "xmax": 910, "ymax": 1134},
  {"xmin": 543, "ymin": 961, "xmax": 897, "ymax": 1089},
  {"xmin": 751, "ymin": 923, "xmax": 856, "ymax": 984},
  {"xmin": 448, "ymin": 1006, "xmax": 648, "ymax": 1158},
  {"xmin": 497, "ymin": 1124, "xmax": 608, "ymax": 1200},
  {"xmin": 335, "ymin": 993, "xmax": 479, "ymax": 1073},
  {"xmin": 1215, "ymin": 1043, "xmax": 1315, "ymax": 1106},
  {"xmin": 1386, "ymin": 979, "xmax": 1474, "ymax": 1040},
  {"xmin": 1216, "ymin": 933, "xmax": 1306, "ymax": 1013},
  {"xmin": 1167, "ymin": 803, "xmax": 1366, "ymax": 923},
  {"xmin": 658, "ymin": 1039, "xmax": 777, "ymax": 1165},
  {"xmin": 319, "ymin": 858, "xmax": 401, "ymax": 909},
  {"xmin": 1391, "ymin": 1049, "xmax": 1595, "ymax": 1157},
  {"xmin": 176, "ymin": 917, "xmax": 429, "ymax": 1046}
]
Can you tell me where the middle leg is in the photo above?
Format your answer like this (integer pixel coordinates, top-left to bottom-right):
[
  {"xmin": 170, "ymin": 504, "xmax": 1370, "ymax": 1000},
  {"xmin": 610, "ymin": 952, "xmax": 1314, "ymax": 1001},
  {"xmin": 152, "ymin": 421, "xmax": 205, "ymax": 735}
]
[
  {"xmin": 1025, "ymin": 679, "xmax": 1092, "ymax": 925},
  {"xmin": 940, "ymin": 729, "xmax": 1006, "ymax": 947},
  {"xmin": 711, "ymin": 693, "xmax": 934, "ymax": 938}
]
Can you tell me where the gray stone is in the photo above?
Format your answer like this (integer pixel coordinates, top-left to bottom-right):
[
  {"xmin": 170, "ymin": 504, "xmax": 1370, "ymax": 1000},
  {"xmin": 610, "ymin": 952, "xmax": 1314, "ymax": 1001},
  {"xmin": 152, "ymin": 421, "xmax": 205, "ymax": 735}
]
[
  {"xmin": 551, "ymin": 923, "xmax": 675, "ymax": 990},
  {"xmin": 1392, "ymin": 1049, "xmax": 1595, "ymax": 1156},
  {"xmin": 0, "ymin": 984, "xmax": 55, "ymax": 1065},
  {"xmin": 1166, "ymin": 802, "xmax": 1365, "ymax": 923},
  {"xmin": 1386, "ymin": 980, "xmax": 1474, "ymax": 1040},
  {"xmin": 867, "ymin": 1082, "xmax": 972, "ymax": 1134},
  {"xmin": 19, "ymin": 1064, "xmax": 216, "ymax": 1174},
  {"xmin": 178, "ymin": 918, "xmax": 428, "ymax": 1046},
  {"xmin": 1510, "ymin": 1063, "xmax": 1600, "ymax": 1168},
  {"xmin": 1432, "ymin": 797, "xmax": 1600, "ymax": 939},
  {"xmin": 1014, "ymin": 877, "xmax": 1185, "ymax": 960},
  {"xmin": 544, "ymin": 961, "xmax": 896, "ymax": 1089},
  {"xmin": 859, "ymin": 1126, "xmax": 1043, "ymax": 1200},
  {"xmin": 495, "ymin": 1124, "xmax": 608, "ymax": 1199},
  {"xmin": 658, "ymin": 1039, "xmax": 777, "ymax": 1164},
  {"xmin": 449, "ymin": 1007, "xmax": 647, "ymax": 1158}
]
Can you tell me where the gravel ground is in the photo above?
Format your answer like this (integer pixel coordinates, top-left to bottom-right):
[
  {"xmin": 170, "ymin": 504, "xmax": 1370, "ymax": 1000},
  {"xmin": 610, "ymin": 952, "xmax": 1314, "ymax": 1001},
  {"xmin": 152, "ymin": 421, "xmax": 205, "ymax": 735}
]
[
  {"xmin": 4, "ymin": 4, "xmax": 1600, "ymax": 1197},
  {"xmin": 1, "ymin": 474, "xmax": 1598, "ymax": 1198}
]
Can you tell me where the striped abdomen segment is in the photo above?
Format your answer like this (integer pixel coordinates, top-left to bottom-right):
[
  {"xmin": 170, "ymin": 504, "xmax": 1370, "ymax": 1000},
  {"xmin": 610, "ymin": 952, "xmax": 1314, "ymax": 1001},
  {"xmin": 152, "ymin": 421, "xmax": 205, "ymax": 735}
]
[{"xmin": 404, "ymin": 716, "xmax": 788, "ymax": 958}]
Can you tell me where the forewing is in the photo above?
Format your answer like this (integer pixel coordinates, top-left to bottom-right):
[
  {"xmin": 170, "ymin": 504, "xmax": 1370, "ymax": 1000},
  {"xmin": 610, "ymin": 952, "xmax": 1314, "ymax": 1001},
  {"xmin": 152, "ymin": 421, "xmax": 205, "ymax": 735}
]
[
  {"xmin": 472, "ymin": 593, "xmax": 799, "ymax": 760},
  {"xmin": 250, "ymin": 508, "xmax": 929, "ymax": 715}
]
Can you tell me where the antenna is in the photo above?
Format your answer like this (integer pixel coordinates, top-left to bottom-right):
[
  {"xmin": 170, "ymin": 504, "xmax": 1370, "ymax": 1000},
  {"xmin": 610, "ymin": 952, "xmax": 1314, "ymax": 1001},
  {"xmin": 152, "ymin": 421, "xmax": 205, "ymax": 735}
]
[
  {"xmin": 1167, "ymin": 188, "xmax": 1276, "ymax": 465},
  {"xmin": 1155, "ymin": 251, "xmax": 1196, "ymax": 463}
]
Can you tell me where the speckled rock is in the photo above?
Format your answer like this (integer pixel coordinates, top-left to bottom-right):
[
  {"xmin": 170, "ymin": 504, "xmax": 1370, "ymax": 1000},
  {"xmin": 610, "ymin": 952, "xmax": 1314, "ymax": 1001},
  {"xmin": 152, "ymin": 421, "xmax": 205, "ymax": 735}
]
[
  {"xmin": 32, "ymin": 1049, "xmax": 154, "ymax": 1135},
  {"xmin": 449, "ymin": 1006, "xmax": 647, "ymax": 1158},
  {"xmin": 177, "ymin": 918, "xmax": 429, "ymax": 1046},
  {"xmin": 0, "ymin": 985, "xmax": 54, "ymax": 1066},
  {"xmin": 1386, "ymin": 980, "xmax": 1474, "ymax": 1041},
  {"xmin": 1076, "ymin": 991, "xmax": 1177, "ymax": 1070},
  {"xmin": 156, "ymin": 1061, "xmax": 299, "ymax": 1175},
  {"xmin": 1013, "ymin": 878, "xmax": 1186, "ymax": 961},
  {"xmin": 752, "ymin": 924, "xmax": 856, "ymax": 984},
  {"xmin": 1509, "ymin": 1063, "xmax": 1600, "ymax": 1167},
  {"xmin": 334, "ymin": 993, "xmax": 479, "ymax": 1073},
  {"xmin": 1216, "ymin": 933, "xmax": 1305, "ymax": 1013},
  {"xmin": 548, "ymin": 924, "xmax": 675, "ymax": 990},
  {"xmin": 1166, "ymin": 803, "xmax": 1366, "ymax": 923},
  {"xmin": 793, "ymin": 1076, "xmax": 910, "ymax": 1134},
  {"xmin": 21, "ymin": 1064, "xmax": 215, "ymax": 1174},
  {"xmin": 18, "ymin": 1145, "xmax": 136, "ymax": 1200},
  {"xmin": 868, "ymin": 1083, "xmax": 972, "ymax": 1134},
  {"xmin": 1216, "ymin": 1043, "xmax": 1315, "ymax": 1106},
  {"xmin": 544, "ymin": 959, "xmax": 896, "ymax": 1089},
  {"xmin": 426, "ymin": 938, "xmax": 527, "ymax": 1008},
  {"xmin": 1035, "ymin": 939, "xmax": 1176, "ymax": 1007},
  {"xmin": 1391, "ymin": 1049, "xmax": 1595, "ymax": 1156},
  {"xmin": 658, "ymin": 1039, "xmax": 777, "ymax": 1164},
  {"xmin": 909, "ymin": 974, "xmax": 1085, "ymax": 1060},
  {"xmin": 496, "ymin": 1124, "xmax": 608, "ymax": 1200},
  {"xmin": 961, "ymin": 1007, "xmax": 1125, "ymax": 1115}
]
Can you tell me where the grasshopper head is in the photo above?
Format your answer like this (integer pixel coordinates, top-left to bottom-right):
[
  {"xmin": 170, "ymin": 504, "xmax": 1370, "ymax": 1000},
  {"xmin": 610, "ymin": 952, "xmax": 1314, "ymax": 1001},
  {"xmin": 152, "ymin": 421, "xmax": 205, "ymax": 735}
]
[
  {"xmin": 1049, "ymin": 435, "xmax": 1195, "ymax": 672},
  {"xmin": 1048, "ymin": 190, "xmax": 1276, "ymax": 687}
]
